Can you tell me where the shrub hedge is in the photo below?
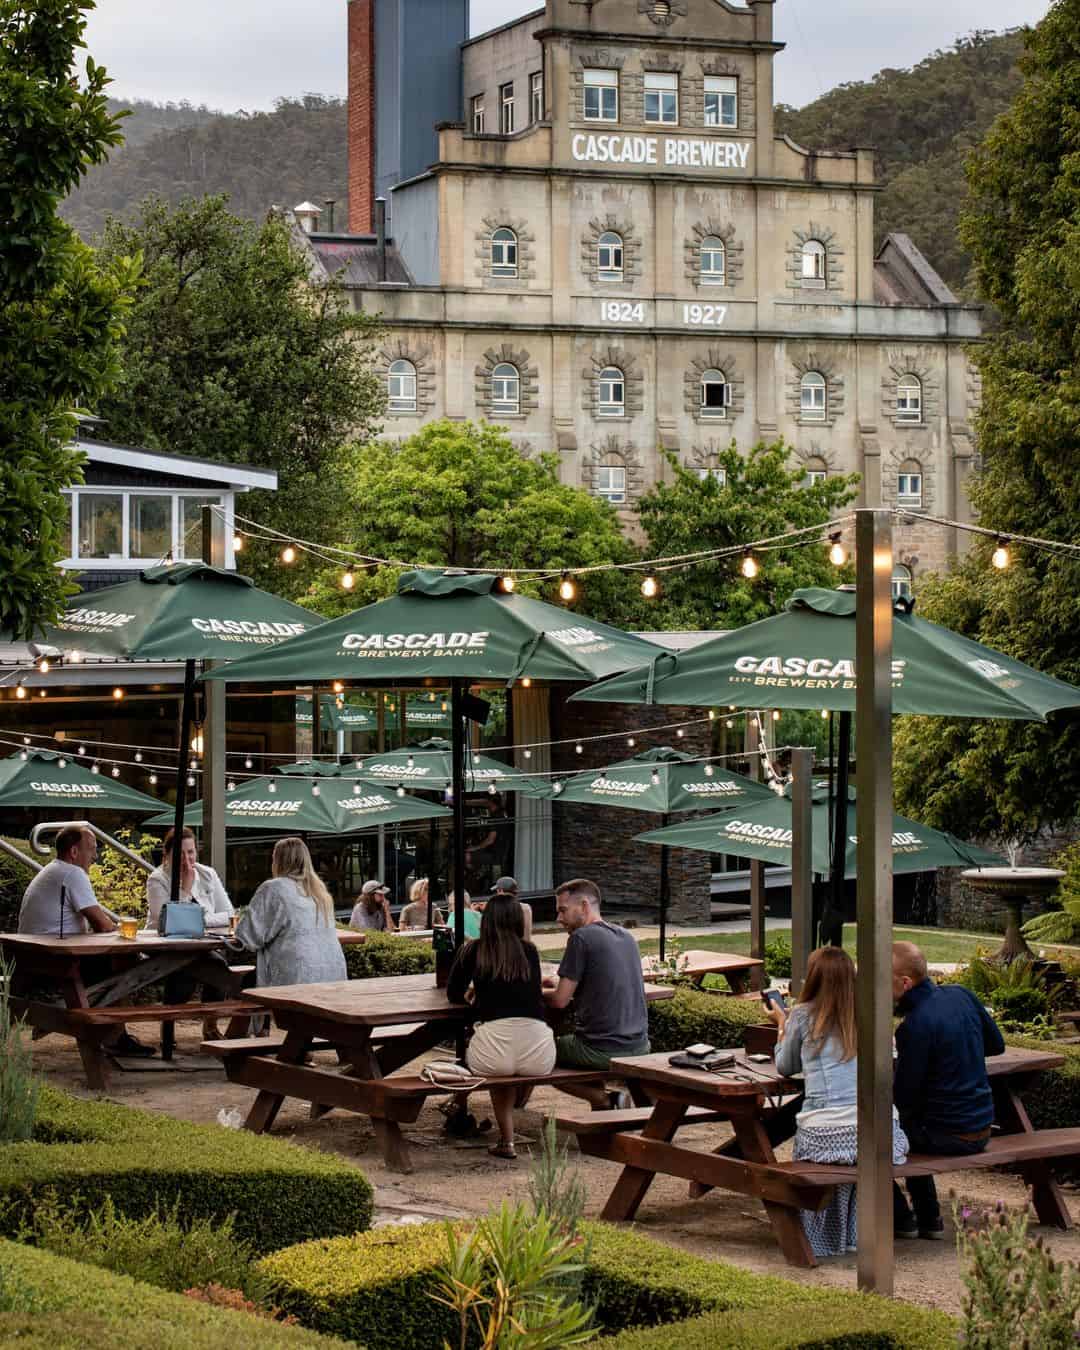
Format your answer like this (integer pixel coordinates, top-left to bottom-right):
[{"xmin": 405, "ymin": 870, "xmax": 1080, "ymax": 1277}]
[
  {"xmin": 603, "ymin": 1302, "xmax": 956, "ymax": 1349},
  {"xmin": 258, "ymin": 1220, "xmax": 956, "ymax": 1350},
  {"xmin": 647, "ymin": 987, "xmax": 764, "ymax": 1051},
  {"xmin": 0, "ymin": 1238, "xmax": 348, "ymax": 1350},
  {"xmin": 343, "ymin": 932, "xmax": 434, "ymax": 980},
  {"xmin": 0, "ymin": 1086, "xmax": 373, "ymax": 1254}
]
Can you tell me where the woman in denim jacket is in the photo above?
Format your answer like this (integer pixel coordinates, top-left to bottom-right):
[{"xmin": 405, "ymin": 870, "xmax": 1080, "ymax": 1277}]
[{"xmin": 770, "ymin": 947, "xmax": 908, "ymax": 1257}]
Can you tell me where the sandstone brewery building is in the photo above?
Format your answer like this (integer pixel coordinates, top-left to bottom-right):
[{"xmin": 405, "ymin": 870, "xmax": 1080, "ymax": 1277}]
[{"xmin": 302, "ymin": 0, "xmax": 982, "ymax": 579}]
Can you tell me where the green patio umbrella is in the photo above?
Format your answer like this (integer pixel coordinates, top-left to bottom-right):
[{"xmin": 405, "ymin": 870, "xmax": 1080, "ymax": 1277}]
[
  {"xmin": 0, "ymin": 749, "xmax": 165, "ymax": 815},
  {"xmin": 635, "ymin": 783, "xmax": 1005, "ymax": 878},
  {"xmin": 31, "ymin": 562, "xmax": 324, "ymax": 906},
  {"xmin": 548, "ymin": 746, "xmax": 775, "ymax": 957},
  {"xmin": 203, "ymin": 569, "xmax": 660, "ymax": 946},
  {"xmin": 356, "ymin": 737, "xmax": 550, "ymax": 797},
  {"xmin": 296, "ymin": 694, "xmax": 378, "ymax": 735},
  {"xmin": 575, "ymin": 585, "xmax": 1080, "ymax": 943},
  {"xmin": 405, "ymin": 700, "xmax": 452, "ymax": 731},
  {"xmin": 146, "ymin": 772, "xmax": 451, "ymax": 834}
]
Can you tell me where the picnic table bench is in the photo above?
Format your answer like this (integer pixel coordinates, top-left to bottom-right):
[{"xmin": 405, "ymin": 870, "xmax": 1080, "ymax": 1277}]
[
  {"xmin": 207, "ymin": 972, "xmax": 673, "ymax": 1172},
  {"xmin": 555, "ymin": 1045, "xmax": 1078, "ymax": 1268},
  {"xmin": 640, "ymin": 949, "xmax": 764, "ymax": 993}
]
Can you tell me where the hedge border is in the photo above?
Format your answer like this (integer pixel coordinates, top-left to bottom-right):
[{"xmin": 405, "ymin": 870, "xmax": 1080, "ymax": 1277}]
[
  {"xmin": 0, "ymin": 1237, "xmax": 348, "ymax": 1350},
  {"xmin": 0, "ymin": 1086, "xmax": 373, "ymax": 1254},
  {"xmin": 258, "ymin": 1219, "xmax": 957, "ymax": 1350}
]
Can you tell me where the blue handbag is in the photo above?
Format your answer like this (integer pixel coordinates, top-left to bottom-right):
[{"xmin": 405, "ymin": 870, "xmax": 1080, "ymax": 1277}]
[{"xmin": 157, "ymin": 900, "xmax": 206, "ymax": 939}]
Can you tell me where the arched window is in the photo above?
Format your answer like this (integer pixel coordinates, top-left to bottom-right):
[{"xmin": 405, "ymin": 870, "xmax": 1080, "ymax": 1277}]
[
  {"xmin": 387, "ymin": 359, "xmax": 417, "ymax": 413},
  {"xmin": 700, "ymin": 236, "xmax": 726, "ymax": 285},
  {"xmin": 801, "ymin": 239, "xmax": 827, "ymax": 288},
  {"xmin": 598, "ymin": 367, "xmax": 625, "ymax": 417},
  {"xmin": 892, "ymin": 564, "xmax": 913, "ymax": 602},
  {"xmin": 597, "ymin": 231, "xmax": 623, "ymax": 281},
  {"xmin": 491, "ymin": 227, "xmax": 518, "ymax": 277},
  {"xmin": 800, "ymin": 371, "xmax": 826, "ymax": 421},
  {"xmin": 803, "ymin": 456, "xmax": 828, "ymax": 486},
  {"xmin": 700, "ymin": 368, "xmax": 730, "ymax": 417},
  {"xmin": 896, "ymin": 374, "xmax": 922, "ymax": 423},
  {"xmin": 491, "ymin": 363, "xmax": 520, "ymax": 415},
  {"xmin": 897, "ymin": 460, "xmax": 923, "ymax": 508}
]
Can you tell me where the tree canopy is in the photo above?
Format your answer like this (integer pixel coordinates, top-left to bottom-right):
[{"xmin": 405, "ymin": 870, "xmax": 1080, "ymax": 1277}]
[
  {"xmin": 0, "ymin": 0, "xmax": 137, "ymax": 638},
  {"xmin": 893, "ymin": 0, "xmax": 1080, "ymax": 845},
  {"xmin": 89, "ymin": 194, "xmax": 384, "ymax": 589}
]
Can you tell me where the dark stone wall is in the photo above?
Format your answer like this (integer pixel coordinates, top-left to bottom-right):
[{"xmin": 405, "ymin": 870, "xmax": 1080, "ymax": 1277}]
[{"xmin": 933, "ymin": 821, "xmax": 1080, "ymax": 932}]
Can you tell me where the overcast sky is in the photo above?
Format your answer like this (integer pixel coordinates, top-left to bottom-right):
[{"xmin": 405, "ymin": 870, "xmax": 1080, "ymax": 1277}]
[{"xmin": 83, "ymin": 0, "xmax": 1048, "ymax": 114}]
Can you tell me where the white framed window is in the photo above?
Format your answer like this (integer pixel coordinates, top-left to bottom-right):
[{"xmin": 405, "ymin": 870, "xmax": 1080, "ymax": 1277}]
[
  {"xmin": 79, "ymin": 492, "xmax": 123, "ymax": 559},
  {"xmin": 597, "ymin": 366, "xmax": 625, "ymax": 417},
  {"xmin": 801, "ymin": 239, "xmax": 827, "ymax": 288},
  {"xmin": 800, "ymin": 371, "xmax": 827, "ymax": 421},
  {"xmin": 696, "ymin": 466, "xmax": 727, "ymax": 485},
  {"xmin": 530, "ymin": 72, "xmax": 543, "ymax": 123},
  {"xmin": 704, "ymin": 75, "xmax": 738, "ymax": 128},
  {"xmin": 644, "ymin": 72, "xmax": 678, "ymax": 125},
  {"xmin": 803, "ymin": 457, "xmax": 828, "ymax": 486},
  {"xmin": 896, "ymin": 374, "xmax": 922, "ymax": 423},
  {"xmin": 491, "ymin": 362, "xmax": 520, "ymax": 415},
  {"xmin": 897, "ymin": 468, "xmax": 923, "ymax": 509},
  {"xmin": 490, "ymin": 226, "xmax": 518, "ymax": 277},
  {"xmin": 892, "ymin": 564, "xmax": 913, "ymax": 601},
  {"xmin": 700, "ymin": 235, "xmax": 726, "ymax": 284},
  {"xmin": 129, "ymin": 494, "xmax": 172, "ymax": 559},
  {"xmin": 499, "ymin": 82, "xmax": 515, "ymax": 134},
  {"xmin": 583, "ymin": 68, "xmax": 618, "ymax": 121},
  {"xmin": 595, "ymin": 465, "xmax": 626, "ymax": 503},
  {"xmin": 63, "ymin": 490, "xmax": 224, "ymax": 566},
  {"xmin": 700, "ymin": 368, "xmax": 731, "ymax": 418},
  {"xmin": 471, "ymin": 95, "xmax": 485, "ymax": 134},
  {"xmin": 388, "ymin": 358, "xmax": 417, "ymax": 412},
  {"xmin": 597, "ymin": 230, "xmax": 623, "ymax": 281}
]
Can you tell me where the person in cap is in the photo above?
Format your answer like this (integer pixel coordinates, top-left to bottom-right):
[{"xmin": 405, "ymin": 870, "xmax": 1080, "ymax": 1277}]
[
  {"xmin": 488, "ymin": 877, "xmax": 532, "ymax": 943},
  {"xmin": 349, "ymin": 879, "xmax": 397, "ymax": 932}
]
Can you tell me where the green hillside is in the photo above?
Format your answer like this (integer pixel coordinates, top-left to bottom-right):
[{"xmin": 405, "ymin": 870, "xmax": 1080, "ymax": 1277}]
[{"xmin": 777, "ymin": 30, "xmax": 1026, "ymax": 295}]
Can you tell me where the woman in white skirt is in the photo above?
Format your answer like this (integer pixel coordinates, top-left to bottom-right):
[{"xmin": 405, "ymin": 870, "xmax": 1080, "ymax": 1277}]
[
  {"xmin": 770, "ymin": 946, "xmax": 909, "ymax": 1257},
  {"xmin": 446, "ymin": 892, "xmax": 555, "ymax": 1159}
]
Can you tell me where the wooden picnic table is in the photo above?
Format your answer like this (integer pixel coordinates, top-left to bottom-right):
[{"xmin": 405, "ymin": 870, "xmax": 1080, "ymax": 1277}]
[
  {"xmin": 563, "ymin": 1044, "xmax": 1073, "ymax": 1268},
  {"xmin": 640, "ymin": 948, "xmax": 764, "ymax": 993},
  {"xmin": 215, "ymin": 972, "xmax": 674, "ymax": 1170},
  {"xmin": 1, "ymin": 927, "xmax": 363, "ymax": 1090}
]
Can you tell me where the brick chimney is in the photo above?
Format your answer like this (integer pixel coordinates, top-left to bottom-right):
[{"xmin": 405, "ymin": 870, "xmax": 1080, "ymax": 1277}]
[{"xmin": 347, "ymin": 0, "xmax": 376, "ymax": 233}]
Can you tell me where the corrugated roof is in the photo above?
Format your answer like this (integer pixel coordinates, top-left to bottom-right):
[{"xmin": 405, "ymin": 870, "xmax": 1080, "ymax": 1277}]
[
  {"xmin": 307, "ymin": 238, "xmax": 413, "ymax": 287},
  {"xmin": 873, "ymin": 232, "xmax": 958, "ymax": 306}
]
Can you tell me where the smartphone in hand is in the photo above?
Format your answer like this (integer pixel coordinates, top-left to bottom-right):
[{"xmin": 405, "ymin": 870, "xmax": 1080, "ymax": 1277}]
[{"xmin": 760, "ymin": 988, "xmax": 788, "ymax": 1011}]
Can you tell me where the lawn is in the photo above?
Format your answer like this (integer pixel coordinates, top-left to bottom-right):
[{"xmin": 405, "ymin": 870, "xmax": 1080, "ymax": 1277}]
[{"xmin": 538, "ymin": 924, "xmax": 1080, "ymax": 967}]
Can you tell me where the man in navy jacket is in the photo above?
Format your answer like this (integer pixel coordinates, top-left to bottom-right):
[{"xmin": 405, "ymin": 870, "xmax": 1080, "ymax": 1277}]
[{"xmin": 892, "ymin": 941, "xmax": 1005, "ymax": 1239}]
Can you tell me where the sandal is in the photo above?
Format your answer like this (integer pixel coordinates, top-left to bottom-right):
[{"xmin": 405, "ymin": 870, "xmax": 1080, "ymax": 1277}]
[{"xmin": 488, "ymin": 1141, "xmax": 517, "ymax": 1160}]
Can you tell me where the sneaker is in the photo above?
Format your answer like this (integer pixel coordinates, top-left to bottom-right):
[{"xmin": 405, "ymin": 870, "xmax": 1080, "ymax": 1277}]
[
  {"xmin": 110, "ymin": 1032, "xmax": 156, "ymax": 1059},
  {"xmin": 918, "ymin": 1218, "xmax": 945, "ymax": 1241},
  {"xmin": 894, "ymin": 1220, "xmax": 919, "ymax": 1239}
]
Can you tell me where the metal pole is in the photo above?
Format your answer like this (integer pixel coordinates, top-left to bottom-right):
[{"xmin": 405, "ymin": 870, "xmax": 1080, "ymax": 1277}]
[
  {"xmin": 169, "ymin": 660, "xmax": 197, "ymax": 906},
  {"xmin": 747, "ymin": 715, "xmax": 766, "ymax": 983},
  {"xmin": 451, "ymin": 678, "xmax": 467, "ymax": 950},
  {"xmin": 823, "ymin": 712, "xmax": 851, "ymax": 946},
  {"xmin": 426, "ymin": 815, "xmax": 439, "ymax": 928},
  {"xmin": 201, "ymin": 506, "xmax": 227, "ymax": 880},
  {"xmin": 376, "ymin": 692, "xmax": 386, "ymax": 881},
  {"xmin": 658, "ymin": 820, "xmax": 670, "ymax": 961},
  {"xmin": 789, "ymin": 746, "xmax": 813, "ymax": 996},
  {"xmin": 855, "ymin": 507, "xmax": 895, "ymax": 1295}
]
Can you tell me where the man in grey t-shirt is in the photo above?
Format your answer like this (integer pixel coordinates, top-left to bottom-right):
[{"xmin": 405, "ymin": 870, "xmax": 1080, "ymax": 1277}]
[{"xmin": 543, "ymin": 877, "xmax": 649, "ymax": 1108}]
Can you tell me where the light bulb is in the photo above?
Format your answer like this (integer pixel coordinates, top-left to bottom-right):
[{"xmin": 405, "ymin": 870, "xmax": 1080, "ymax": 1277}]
[
  {"xmin": 641, "ymin": 574, "xmax": 659, "ymax": 599},
  {"xmin": 78, "ymin": 745, "xmax": 87, "ymax": 757},
  {"xmin": 90, "ymin": 761, "xmax": 99, "ymax": 773},
  {"xmin": 244, "ymin": 757, "xmax": 253, "ymax": 770},
  {"xmin": 341, "ymin": 569, "xmax": 355, "ymax": 591},
  {"xmin": 354, "ymin": 760, "xmax": 364, "ymax": 772},
  {"xmin": 227, "ymin": 780, "xmax": 236, "ymax": 791},
  {"xmin": 772, "ymin": 710, "xmax": 781, "ymax": 722},
  {"xmin": 741, "ymin": 550, "xmax": 758, "ymax": 580},
  {"xmin": 332, "ymin": 680, "xmax": 344, "ymax": 693},
  {"xmin": 500, "ymin": 573, "xmax": 516, "ymax": 593},
  {"xmin": 15, "ymin": 686, "xmax": 26, "ymax": 700},
  {"xmin": 57, "ymin": 757, "xmax": 66, "ymax": 768},
  {"xmin": 18, "ymin": 750, "xmax": 27, "ymax": 761},
  {"xmin": 407, "ymin": 754, "xmax": 415, "ymax": 768},
  {"xmin": 187, "ymin": 774, "xmax": 195, "ymax": 787},
  {"xmin": 558, "ymin": 573, "xmax": 576, "ymax": 602},
  {"xmin": 396, "ymin": 784, "xmax": 406, "ymax": 798},
  {"xmin": 575, "ymin": 742, "xmax": 583, "ymax": 755},
  {"xmin": 268, "ymin": 781, "xmax": 277, "ymax": 793},
  {"xmin": 38, "ymin": 658, "xmax": 50, "ymax": 674},
  {"xmin": 650, "ymin": 769, "xmax": 660, "ymax": 786},
  {"xmin": 69, "ymin": 650, "xmax": 82, "ymax": 663},
  {"xmin": 708, "ymin": 710, "xmax": 716, "ymax": 721},
  {"xmin": 992, "ymin": 539, "xmax": 1010, "ymax": 570},
  {"xmin": 281, "ymin": 544, "xmax": 297, "ymax": 564},
  {"xmin": 233, "ymin": 534, "xmax": 244, "ymax": 552},
  {"xmin": 38, "ymin": 689, "xmax": 46, "ymax": 698},
  {"xmin": 488, "ymin": 783, "xmax": 497, "ymax": 795},
  {"xmin": 552, "ymin": 780, "xmax": 563, "ymax": 794},
  {"xmin": 521, "ymin": 676, "xmax": 532, "ymax": 688},
  {"xmin": 428, "ymin": 691, "xmax": 436, "ymax": 701},
  {"xmin": 676, "ymin": 727, "xmax": 685, "ymax": 738},
  {"xmin": 353, "ymin": 783, "xmax": 362, "ymax": 794},
  {"xmin": 312, "ymin": 783, "xmax": 321, "ymax": 796},
  {"xmin": 23, "ymin": 737, "xmax": 30, "ymax": 745},
  {"xmin": 627, "ymin": 736, "xmax": 636, "ymax": 748},
  {"xmin": 704, "ymin": 763, "xmax": 715, "ymax": 777},
  {"xmin": 821, "ymin": 709, "xmax": 829, "ymax": 720},
  {"xmin": 111, "ymin": 766, "xmax": 120, "ymax": 778},
  {"xmin": 828, "ymin": 534, "xmax": 846, "ymax": 567},
  {"xmin": 726, "ymin": 719, "xmax": 734, "ymax": 729},
  {"xmin": 440, "ymin": 700, "xmax": 448, "ymax": 712},
  {"xmin": 149, "ymin": 773, "xmax": 158, "ymax": 786},
  {"xmin": 112, "ymin": 686, "xmax": 124, "ymax": 701},
  {"xmin": 524, "ymin": 748, "xmax": 532, "ymax": 759},
  {"xmin": 134, "ymin": 750, "xmax": 142, "ymax": 762}
]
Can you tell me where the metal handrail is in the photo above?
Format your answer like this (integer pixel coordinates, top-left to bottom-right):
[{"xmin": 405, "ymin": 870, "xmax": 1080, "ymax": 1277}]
[
  {"xmin": 0, "ymin": 836, "xmax": 41, "ymax": 874},
  {"xmin": 29, "ymin": 820, "xmax": 155, "ymax": 875}
]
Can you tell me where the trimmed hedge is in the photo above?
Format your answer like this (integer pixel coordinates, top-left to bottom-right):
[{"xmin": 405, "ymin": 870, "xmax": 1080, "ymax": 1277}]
[
  {"xmin": 648, "ymin": 987, "xmax": 764, "ymax": 1052},
  {"xmin": 343, "ymin": 931, "xmax": 434, "ymax": 980},
  {"xmin": 0, "ymin": 1086, "xmax": 373, "ymax": 1254},
  {"xmin": 0, "ymin": 1238, "xmax": 348, "ymax": 1349},
  {"xmin": 258, "ymin": 1220, "xmax": 957, "ymax": 1350},
  {"xmin": 604, "ymin": 1303, "xmax": 956, "ymax": 1349}
]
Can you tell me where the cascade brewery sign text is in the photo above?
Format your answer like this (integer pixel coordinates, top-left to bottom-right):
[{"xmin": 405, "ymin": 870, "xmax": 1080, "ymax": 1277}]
[{"xmin": 571, "ymin": 133, "xmax": 750, "ymax": 170}]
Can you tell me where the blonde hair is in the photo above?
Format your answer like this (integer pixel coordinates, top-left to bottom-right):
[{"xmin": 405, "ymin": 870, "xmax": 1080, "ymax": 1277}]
[
  {"xmin": 447, "ymin": 890, "xmax": 471, "ymax": 909},
  {"xmin": 409, "ymin": 878, "xmax": 429, "ymax": 904},
  {"xmin": 272, "ymin": 837, "xmax": 335, "ymax": 926}
]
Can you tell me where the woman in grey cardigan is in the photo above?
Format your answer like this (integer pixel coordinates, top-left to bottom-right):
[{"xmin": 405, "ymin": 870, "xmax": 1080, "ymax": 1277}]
[{"xmin": 235, "ymin": 837, "xmax": 346, "ymax": 988}]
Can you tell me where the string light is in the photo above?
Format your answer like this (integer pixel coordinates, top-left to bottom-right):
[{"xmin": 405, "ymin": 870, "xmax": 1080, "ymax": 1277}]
[
  {"xmin": 406, "ymin": 754, "xmax": 415, "ymax": 769},
  {"xmin": 726, "ymin": 718, "xmax": 734, "ymax": 729},
  {"xmin": 268, "ymin": 781, "xmax": 277, "ymax": 793},
  {"xmin": 704, "ymin": 763, "xmax": 715, "ymax": 777},
  {"xmin": 332, "ymin": 680, "xmax": 344, "ymax": 694},
  {"xmin": 227, "ymin": 780, "xmax": 236, "ymax": 791},
  {"xmin": 354, "ymin": 759, "xmax": 364, "ymax": 771},
  {"xmin": 149, "ymin": 773, "xmax": 158, "ymax": 786},
  {"xmin": 521, "ymin": 677, "xmax": 532, "ymax": 688},
  {"xmin": 244, "ymin": 757, "xmax": 253, "ymax": 770},
  {"xmin": 15, "ymin": 686, "xmax": 26, "ymax": 700},
  {"xmin": 341, "ymin": 569, "xmax": 355, "ymax": 591},
  {"xmin": 992, "ymin": 538, "xmax": 1010, "ymax": 570},
  {"xmin": 111, "ymin": 766, "xmax": 120, "ymax": 778},
  {"xmin": 22, "ymin": 737, "xmax": 30, "ymax": 745},
  {"xmin": 134, "ymin": 750, "xmax": 142, "ymax": 762},
  {"xmin": 558, "ymin": 573, "xmax": 576, "ymax": 602},
  {"xmin": 396, "ymin": 784, "xmax": 406, "ymax": 798},
  {"xmin": 37, "ymin": 689, "xmax": 46, "ymax": 698},
  {"xmin": 627, "ymin": 736, "xmax": 636, "ymax": 748},
  {"xmin": 187, "ymin": 774, "xmax": 195, "ymax": 787},
  {"xmin": 821, "ymin": 709, "xmax": 829, "ymax": 719},
  {"xmin": 828, "ymin": 533, "xmax": 846, "ymax": 567},
  {"xmin": 18, "ymin": 749, "xmax": 27, "ymax": 761},
  {"xmin": 676, "ymin": 727, "xmax": 685, "ymax": 738},
  {"xmin": 57, "ymin": 757, "xmax": 66, "ymax": 768},
  {"xmin": 353, "ymin": 783, "xmax": 363, "ymax": 794},
  {"xmin": 69, "ymin": 651, "xmax": 82, "ymax": 664},
  {"xmin": 112, "ymin": 687, "xmax": 124, "ymax": 701},
  {"xmin": 78, "ymin": 745, "xmax": 86, "ymax": 757},
  {"xmin": 499, "ymin": 573, "xmax": 516, "ymax": 594},
  {"xmin": 772, "ymin": 710, "xmax": 781, "ymax": 722},
  {"xmin": 552, "ymin": 780, "xmax": 563, "ymax": 794},
  {"xmin": 281, "ymin": 545, "xmax": 297, "ymax": 564},
  {"xmin": 741, "ymin": 549, "xmax": 759, "ymax": 580},
  {"xmin": 37, "ymin": 658, "xmax": 50, "ymax": 674},
  {"xmin": 487, "ymin": 783, "xmax": 497, "ymax": 795},
  {"xmin": 312, "ymin": 783, "xmax": 321, "ymax": 796},
  {"xmin": 650, "ymin": 768, "xmax": 660, "ymax": 786},
  {"xmin": 575, "ymin": 742, "xmax": 583, "ymax": 755},
  {"xmin": 641, "ymin": 574, "xmax": 659, "ymax": 599},
  {"xmin": 233, "ymin": 534, "xmax": 244, "ymax": 552},
  {"xmin": 523, "ymin": 748, "xmax": 532, "ymax": 759}
]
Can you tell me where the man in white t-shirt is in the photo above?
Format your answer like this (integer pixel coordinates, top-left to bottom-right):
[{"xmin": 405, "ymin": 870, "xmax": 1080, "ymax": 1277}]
[{"xmin": 18, "ymin": 825, "xmax": 155, "ymax": 1058}]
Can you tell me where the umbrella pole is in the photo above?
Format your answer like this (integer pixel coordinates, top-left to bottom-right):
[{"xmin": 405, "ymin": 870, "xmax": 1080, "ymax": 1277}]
[
  {"xmin": 658, "ymin": 818, "xmax": 670, "ymax": 961},
  {"xmin": 169, "ymin": 659, "xmax": 197, "ymax": 907},
  {"xmin": 823, "ymin": 711, "xmax": 851, "ymax": 947},
  {"xmin": 427, "ymin": 815, "xmax": 438, "ymax": 928},
  {"xmin": 451, "ymin": 678, "xmax": 467, "ymax": 950}
]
